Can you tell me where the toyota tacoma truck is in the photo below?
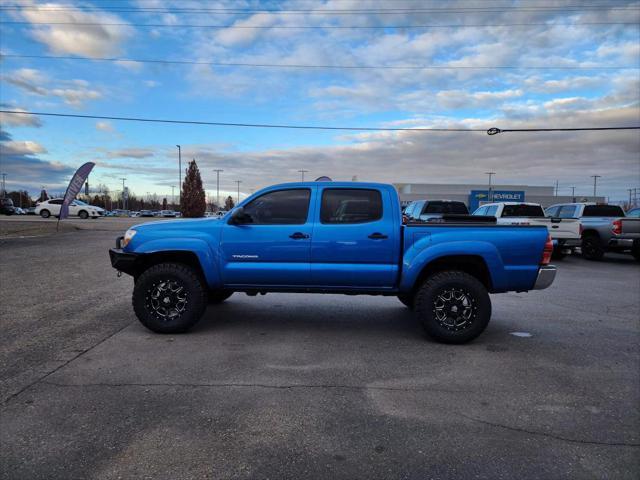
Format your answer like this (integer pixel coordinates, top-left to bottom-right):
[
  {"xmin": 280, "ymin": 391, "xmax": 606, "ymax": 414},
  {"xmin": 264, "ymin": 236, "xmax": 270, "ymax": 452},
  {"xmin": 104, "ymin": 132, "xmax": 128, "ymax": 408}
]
[
  {"xmin": 545, "ymin": 203, "xmax": 640, "ymax": 261},
  {"xmin": 109, "ymin": 182, "xmax": 556, "ymax": 344},
  {"xmin": 473, "ymin": 202, "xmax": 581, "ymax": 258}
]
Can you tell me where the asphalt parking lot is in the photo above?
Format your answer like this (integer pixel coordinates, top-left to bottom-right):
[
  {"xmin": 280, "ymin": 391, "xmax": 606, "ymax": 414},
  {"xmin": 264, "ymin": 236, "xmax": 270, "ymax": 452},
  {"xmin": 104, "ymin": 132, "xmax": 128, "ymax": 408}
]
[{"xmin": 1, "ymin": 217, "xmax": 639, "ymax": 480}]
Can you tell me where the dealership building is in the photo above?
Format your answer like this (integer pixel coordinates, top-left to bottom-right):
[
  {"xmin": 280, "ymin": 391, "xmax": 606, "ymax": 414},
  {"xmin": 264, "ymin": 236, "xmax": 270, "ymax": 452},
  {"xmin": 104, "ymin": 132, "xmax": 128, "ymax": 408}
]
[{"xmin": 393, "ymin": 183, "xmax": 606, "ymax": 211}]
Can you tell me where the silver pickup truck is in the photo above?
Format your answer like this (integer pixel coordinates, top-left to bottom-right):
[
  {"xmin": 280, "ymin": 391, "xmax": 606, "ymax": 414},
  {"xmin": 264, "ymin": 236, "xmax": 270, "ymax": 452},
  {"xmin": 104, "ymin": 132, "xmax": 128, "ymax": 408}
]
[{"xmin": 545, "ymin": 203, "xmax": 640, "ymax": 261}]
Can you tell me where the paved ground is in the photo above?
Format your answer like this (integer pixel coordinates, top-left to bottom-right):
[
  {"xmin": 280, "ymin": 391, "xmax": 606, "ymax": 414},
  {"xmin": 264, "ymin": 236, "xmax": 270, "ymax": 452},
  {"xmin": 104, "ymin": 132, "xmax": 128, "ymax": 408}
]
[{"xmin": 1, "ymin": 218, "xmax": 639, "ymax": 479}]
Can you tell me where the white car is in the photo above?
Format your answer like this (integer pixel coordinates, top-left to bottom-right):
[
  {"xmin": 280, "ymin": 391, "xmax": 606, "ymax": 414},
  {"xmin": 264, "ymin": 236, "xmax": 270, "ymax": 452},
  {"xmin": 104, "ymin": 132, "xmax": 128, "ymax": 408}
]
[
  {"xmin": 35, "ymin": 198, "xmax": 104, "ymax": 219},
  {"xmin": 473, "ymin": 202, "xmax": 581, "ymax": 257}
]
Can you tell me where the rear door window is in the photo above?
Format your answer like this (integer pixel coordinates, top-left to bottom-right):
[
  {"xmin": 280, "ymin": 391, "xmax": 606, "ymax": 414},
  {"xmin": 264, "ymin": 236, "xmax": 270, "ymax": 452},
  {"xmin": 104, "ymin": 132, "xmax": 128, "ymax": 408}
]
[
  {"xmin": 582, "ymin": 205, "xmax": 625, "ymax": 217},
  {"xmin": 321, "ymin": 189, "xmax": 383, "ymax": 224},
  {"xmin": 502, "ymin": 204, "xmax": 545, "ymax": 217}
]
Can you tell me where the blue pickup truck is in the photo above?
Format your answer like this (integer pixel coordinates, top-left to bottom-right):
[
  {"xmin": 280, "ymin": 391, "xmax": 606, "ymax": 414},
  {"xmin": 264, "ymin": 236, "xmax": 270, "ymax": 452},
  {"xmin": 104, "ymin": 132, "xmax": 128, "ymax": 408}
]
[{"xmin": 110, "ymin": 182, "xmax": 555, "ymax": 343}]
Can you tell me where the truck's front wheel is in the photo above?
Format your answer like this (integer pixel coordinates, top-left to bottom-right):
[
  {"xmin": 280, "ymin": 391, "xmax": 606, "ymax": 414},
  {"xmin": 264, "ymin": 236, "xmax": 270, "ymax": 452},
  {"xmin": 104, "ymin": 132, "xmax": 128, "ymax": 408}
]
[
  {"xmin": 414, "ymin": 271, "xmax": 491, "ymax": 344},
  {"xmin": 132, "ymin": 263, "xmax": 207, "ymax": 333}
]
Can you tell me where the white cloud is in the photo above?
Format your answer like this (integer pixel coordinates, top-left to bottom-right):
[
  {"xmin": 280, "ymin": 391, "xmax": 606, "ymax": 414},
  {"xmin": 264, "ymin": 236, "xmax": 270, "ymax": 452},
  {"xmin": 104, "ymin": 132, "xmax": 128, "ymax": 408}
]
[
  {"xmin": 96, "ymin": 121, "xmax": 115, "ymax": 133},
  {"xmin": 15, "ymin": 2, "xmax": 133, "ymax": 57},
  {"xmin": 2, "ymin": 68, "xmax": 103, "ymax": 107},
  {"xmin": 0, "ymin": 140, "xmax": 48, "ymax": 155},
  {"xmin": 0, "ymin": 107, "xmax": 42, "ymax": 127},
  {"xmin": 106, "ymin": 148, "xmax": 155, "ymax": 159},
  {"xmin": 144, "ymin": 80, "xmax": 160, "ymax": 88}
]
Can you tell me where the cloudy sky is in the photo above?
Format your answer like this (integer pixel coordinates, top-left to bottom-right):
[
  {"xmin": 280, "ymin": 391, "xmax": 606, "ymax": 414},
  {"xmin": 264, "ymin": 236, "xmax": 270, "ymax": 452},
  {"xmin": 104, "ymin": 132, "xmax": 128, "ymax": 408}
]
[{"xmin": 0, "ymin": 0, "xmax": 639, "ymax": 202}]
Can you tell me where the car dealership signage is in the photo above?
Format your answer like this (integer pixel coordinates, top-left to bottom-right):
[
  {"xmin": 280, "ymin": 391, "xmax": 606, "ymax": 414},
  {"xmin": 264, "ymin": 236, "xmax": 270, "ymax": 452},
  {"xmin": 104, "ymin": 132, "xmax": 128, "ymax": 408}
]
[{"xmin": 469, "ymin": 190, "xmax": 525, "ymax": 211}]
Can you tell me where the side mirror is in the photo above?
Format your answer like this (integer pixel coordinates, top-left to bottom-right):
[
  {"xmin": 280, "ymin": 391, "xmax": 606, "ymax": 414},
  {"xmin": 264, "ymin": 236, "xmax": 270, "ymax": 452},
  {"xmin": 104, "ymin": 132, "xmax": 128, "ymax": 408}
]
[{"xmin": 229, "ymin": 207, "xmax": 247, "ymax": 225}]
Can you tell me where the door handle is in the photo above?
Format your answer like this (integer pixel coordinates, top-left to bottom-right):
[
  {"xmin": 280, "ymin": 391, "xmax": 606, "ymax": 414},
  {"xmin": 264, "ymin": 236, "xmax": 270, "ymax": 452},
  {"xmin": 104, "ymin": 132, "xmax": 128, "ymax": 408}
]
[
  {"xmin": 289, "ymin": 232, "xmax": 310, "ymax": 239},
  {"xmin": 368, "ymin": 232, "xmax": 388, "ymax": 240}
]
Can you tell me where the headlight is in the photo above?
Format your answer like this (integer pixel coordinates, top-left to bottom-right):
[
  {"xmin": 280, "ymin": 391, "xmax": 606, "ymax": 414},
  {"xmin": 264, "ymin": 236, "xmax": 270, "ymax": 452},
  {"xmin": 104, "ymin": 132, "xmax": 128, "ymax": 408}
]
[{"xmin": 122, "ymin": 229, "xmax": 137, "ymax": 247}]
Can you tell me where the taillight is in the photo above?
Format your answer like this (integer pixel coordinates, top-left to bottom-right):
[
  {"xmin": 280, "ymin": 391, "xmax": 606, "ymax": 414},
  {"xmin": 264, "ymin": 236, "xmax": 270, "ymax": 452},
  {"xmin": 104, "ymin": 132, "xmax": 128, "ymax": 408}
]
[
  {"xmin": 612, "ymin": 219, "xmax": 622, "ymax": 235},
  {"xmin": 541, "ymin": 234, "xmax": 553, "ymax": 265}
]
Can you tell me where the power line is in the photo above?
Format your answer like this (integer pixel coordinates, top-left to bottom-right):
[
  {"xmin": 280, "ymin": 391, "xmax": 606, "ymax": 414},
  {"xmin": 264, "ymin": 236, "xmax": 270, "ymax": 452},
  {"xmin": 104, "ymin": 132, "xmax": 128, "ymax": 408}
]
[
  {"xmin": 1, "ymin": 110, "xmax": 638, "ymax": 134},
  {"xmin": 1, "ymin": 5, "xmax": 638, "ymax": 14},
  {"xmin": 2, "ymin": 20, "xmax": 637, "ymax": 29},
  {"xmin": 4, "ymin": 54, "xmax": 636, "ymax": 70}
]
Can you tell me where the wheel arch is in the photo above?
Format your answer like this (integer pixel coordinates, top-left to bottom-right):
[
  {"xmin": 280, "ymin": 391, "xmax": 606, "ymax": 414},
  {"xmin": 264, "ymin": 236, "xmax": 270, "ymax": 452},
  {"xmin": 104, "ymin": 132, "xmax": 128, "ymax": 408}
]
[
  {"xmin": 413, "ymin": 255, "xmax": 493, "ymax": 293},
  {"xmin": 133, "ymin": 251, "xmax": 209, "ymax": 286}
]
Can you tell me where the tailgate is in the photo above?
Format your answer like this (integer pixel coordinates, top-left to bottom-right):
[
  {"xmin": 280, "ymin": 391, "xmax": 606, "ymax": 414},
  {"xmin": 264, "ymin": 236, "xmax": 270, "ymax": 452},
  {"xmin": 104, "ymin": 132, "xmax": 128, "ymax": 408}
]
[
  {"xmin": 547, "ymin": 217, "xmax": 580, "ymax": 239},
  {"xmin": 621, "ymin": 218, "xmax": 640, "ymax": 236}
]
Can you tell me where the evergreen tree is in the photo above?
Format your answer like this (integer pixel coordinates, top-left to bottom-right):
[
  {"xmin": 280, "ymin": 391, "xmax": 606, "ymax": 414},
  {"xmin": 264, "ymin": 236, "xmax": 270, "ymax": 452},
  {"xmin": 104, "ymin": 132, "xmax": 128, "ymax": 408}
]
[
  {"xmin": 181, "ymin": 159, "xmax": 206, "ymax": 217},
  {"xmin": 162, "ymin": 198, "xmax": 168, "ymax": 210},
  {"xmin": 224, "ymin": 195, "xmax": 235, "ymax": 211}
]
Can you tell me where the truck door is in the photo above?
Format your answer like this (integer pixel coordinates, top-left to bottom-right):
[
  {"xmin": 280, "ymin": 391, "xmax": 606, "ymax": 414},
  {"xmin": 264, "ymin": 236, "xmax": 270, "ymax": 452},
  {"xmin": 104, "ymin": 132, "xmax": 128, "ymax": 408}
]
[
  {"xmin": 310, "ymin": 187, "xmax": 398, "ymax": 288},
  {"xmin": 221, "ymin": 188, "xmax": 314, "ymax": 286}
]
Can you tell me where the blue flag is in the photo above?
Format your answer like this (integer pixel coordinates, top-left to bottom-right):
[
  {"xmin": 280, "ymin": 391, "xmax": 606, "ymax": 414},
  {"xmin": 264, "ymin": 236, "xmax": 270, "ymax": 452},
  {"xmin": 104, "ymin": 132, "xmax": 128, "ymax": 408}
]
[{"xmin": 59, "ymin": 162, "xmax": 95, "ymax": 222}]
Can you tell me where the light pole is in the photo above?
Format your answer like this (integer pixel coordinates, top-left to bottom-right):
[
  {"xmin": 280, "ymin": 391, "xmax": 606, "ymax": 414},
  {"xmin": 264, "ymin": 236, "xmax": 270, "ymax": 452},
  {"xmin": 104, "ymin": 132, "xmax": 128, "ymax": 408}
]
[
  {"xmin": 298, "ymin": 169, "xmax": 309, "ymax": 182},
  {"xmin": 171, "ymin": 185, "xmax": 175, "ymax": 207},
  {"xmin": 176, "ymin": 145, "xmax": 181, "ymax": 207},
  {"xmin": 1, "ymin": 173, "xmax": 6, "ymax": 197},
  {"xmin": 213, "ymin": 169, "xmax": 223, "ymax": 209},
  {"xmin": 554, "ymin": 180, "xmax": 559, "ymax": 196},
  {"xmin": 485, "ymin": 172, "xmax": 496, "ymax": 202},
  {"xmin": 570, "ymin": 186, "xmax": 576, "ymax": 202},
  {"xmin": 235, "ymin": 180, "xmax": 242, "ymax": 204},
  {"xmin": 121, "ymin": 177, "xmax": 127, "ymax": 210},
  {"xmin": 591, "ymin": 175, "xmax": 601, "ymax": 198}
]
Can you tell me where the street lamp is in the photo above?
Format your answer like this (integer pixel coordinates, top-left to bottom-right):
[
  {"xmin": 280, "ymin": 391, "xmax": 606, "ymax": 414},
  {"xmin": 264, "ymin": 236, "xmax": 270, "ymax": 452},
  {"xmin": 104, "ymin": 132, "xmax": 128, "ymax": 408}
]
[
  {"xmin": 213, "ymin": 169, "xmax": 223, "ymax": 209},
  {"xmin": 176, "ymin": 145, "xmax": 181, "ymax": 207},
  {"xmin": 484, "ymin": 172, "xmax": 496, "ymax": 202},
  {"xmin": 235, "ymin": 180, "xmax": 242, "ymax": 204},
  {"xmin": 1, "ymin": 173, "xmax": 6, "ymax": 198},
  {"xmin": 120, "ymin": 177, "xmax": 127, "ymax": 210},
  {"xmin": 591, "ymin": 175, "xmax": 601, "ymax": 198},
  {"xmin": 298, "ymin": 169, "xmax": 309, "ymax": 182},
  {"xmin": 570, "ymin": 186, "xmax": 576, "ymax": 202}
]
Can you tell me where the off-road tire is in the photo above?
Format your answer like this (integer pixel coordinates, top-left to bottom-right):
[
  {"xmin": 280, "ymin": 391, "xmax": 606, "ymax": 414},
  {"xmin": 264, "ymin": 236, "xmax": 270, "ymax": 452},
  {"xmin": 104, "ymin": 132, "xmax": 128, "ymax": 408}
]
[
  {"xmin": 209, "ymin": 290, "xmax": 233, "ymax": 304},
  {"xmin": 581, "ymin": 233, "xmax": 605, "ymax": 261},
  {"xmin": 414, "ymin": 270, "xmax": 491, "ymax": 344},
  {"xmin": 132, "ymin": 262, "xmax": 207, "ymax": 334},
  {"xmin": 552, "ymin": 248, "xmax": 567, "ymax": 260},
  {"xmin": 632, "ymin": 243, "xmax": 640, "ymax": 262},
  {"xmin": 40, "ymin": 209, "xmax": 50, "ymax": 219},
  {"xmin": 397, "ymin": 294, "xmax": 414, "ymax": 309},
  {"xmin": 78, "ymin": 210, "xmax": 88, "ymax": 219}
]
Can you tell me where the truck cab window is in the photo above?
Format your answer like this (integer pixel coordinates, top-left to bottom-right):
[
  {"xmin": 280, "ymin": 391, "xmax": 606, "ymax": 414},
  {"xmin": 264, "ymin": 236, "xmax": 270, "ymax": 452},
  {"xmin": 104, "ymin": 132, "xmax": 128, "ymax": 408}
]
[
  {"xmin": 241, "ymin": 189, "xmax": 310, "ymax": 224},
  {"xmin": 321, "ymin": 189, "xmax": 382, "ymax": 224}
]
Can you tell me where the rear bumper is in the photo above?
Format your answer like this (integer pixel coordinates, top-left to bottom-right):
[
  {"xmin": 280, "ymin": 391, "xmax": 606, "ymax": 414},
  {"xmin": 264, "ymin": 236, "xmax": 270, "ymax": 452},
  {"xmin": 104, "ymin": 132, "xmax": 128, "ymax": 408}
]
[
  {"xmin": 533, "ymin": 265, "xmax": 557, "ymax": 290},
  {"xmin": 608, "ymin": 237, "xmax": 637, "ymax": 249},
  {"xmin": 554, "ymin": 238, "xmax": 581, "ymax": 248}
]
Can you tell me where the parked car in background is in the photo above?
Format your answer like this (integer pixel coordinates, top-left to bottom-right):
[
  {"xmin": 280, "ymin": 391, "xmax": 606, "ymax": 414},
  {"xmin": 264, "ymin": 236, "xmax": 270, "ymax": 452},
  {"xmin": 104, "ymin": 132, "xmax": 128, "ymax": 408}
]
[
  {"xmin": 474, "ymin": 202, "xmax": 581, "ymax": 258},
  {"xmin": 403, "ymin": 200, "xmax": 469, "ymax": 223},
  {"xmin": 13, "ymin": 207, "xmax": 26, "ymax": 215},
  {"xmin": 110, "ymin": 181, "xmax": 556, "ymax": 343},
  {"xmin": 0, "ymin": 198, "xmax": 16, "ymax": 215},
  {"xmin": 160, "ymin": 210, "xmax": 176, "ymax": 217},
  {"xmin": 111, "ymin": 209, "xmax": 130, "ymax": 217},
  {"xmin": 24, "ymin": 207, "xmax": 36, "ymax": 215},
  {"xmin": 546, "ymin": 203, "xmax": 640, "ymax": 261},
  {"xmin": 139, "ymin": 210, "xmax": 155, "ymax": 217},
  {"xmin": 626, "ymin": 207, "xmax": 640, "ymax": 218},
  {"xmin": 130, "ymin": 211, "xmax": 141, "ymax": 218},
  {"xmin": 35, "ymin": 198, "xmax": 104, "ymax": 219}
]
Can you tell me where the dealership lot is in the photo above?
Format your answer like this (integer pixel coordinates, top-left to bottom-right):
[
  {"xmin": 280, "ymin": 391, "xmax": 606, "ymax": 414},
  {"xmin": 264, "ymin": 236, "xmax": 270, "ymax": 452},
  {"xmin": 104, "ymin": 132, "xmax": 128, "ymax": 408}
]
[{"xmin": 1, "ymin": 218, "xmax": 639, "ymax": 479}]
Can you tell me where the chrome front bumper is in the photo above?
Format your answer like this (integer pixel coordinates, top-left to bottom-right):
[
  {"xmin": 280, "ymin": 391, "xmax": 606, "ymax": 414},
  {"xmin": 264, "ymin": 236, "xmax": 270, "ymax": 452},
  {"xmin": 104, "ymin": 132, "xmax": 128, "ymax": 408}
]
[{"xmin": 533, "ymin": 265, "xmax": 557, "ymax": 290}]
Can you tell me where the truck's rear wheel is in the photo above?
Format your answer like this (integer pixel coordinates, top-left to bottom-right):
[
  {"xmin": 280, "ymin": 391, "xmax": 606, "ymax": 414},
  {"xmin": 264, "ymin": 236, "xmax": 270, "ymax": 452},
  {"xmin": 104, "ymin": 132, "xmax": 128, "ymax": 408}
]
[
  {"xmin": 132, "ymin": 262, "xmax": 207, "ymax": 333},
  {"xmin": 414, "ymin": 271, "xmax": 491, "ymax": 344},
  {"xmin": 581, "ymin": 234, "xmax": 604, "ymax": 261}
]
